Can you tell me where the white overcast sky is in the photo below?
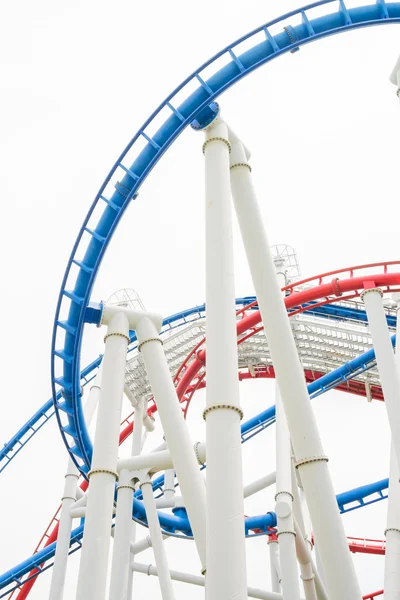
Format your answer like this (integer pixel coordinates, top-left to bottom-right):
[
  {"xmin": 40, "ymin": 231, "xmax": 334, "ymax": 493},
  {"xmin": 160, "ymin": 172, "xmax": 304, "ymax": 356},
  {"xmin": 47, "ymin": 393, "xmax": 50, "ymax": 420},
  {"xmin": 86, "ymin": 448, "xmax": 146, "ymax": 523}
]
[{"xmin": 0, "ymin": 0, "xmax": 399, "ymax": 597}]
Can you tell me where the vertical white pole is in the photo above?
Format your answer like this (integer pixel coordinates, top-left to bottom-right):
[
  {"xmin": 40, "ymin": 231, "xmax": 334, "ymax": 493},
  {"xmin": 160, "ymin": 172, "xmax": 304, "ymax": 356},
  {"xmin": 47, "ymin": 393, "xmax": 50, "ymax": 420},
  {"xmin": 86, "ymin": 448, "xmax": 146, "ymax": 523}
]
[
  {"xmin": 274, "ymin": 265, "xmax": 300, "ymax": 600},
  {"xmin": 268, "ymin": 533, "xmax": 281, "ymax": 593},
  {"xmin": 383, "ymin": 294, "xmax": 400, "ymax": 599},
  {"xmin": 135, "ymin": 316, "xmax": 207, "ymax": 570},
  {"xmin": 140, "ymin": 480, "xmax": 176, "ymax": 600},
  {"xmin": 384, "ymin": 445, "xmax": 400, "ymax": 599},
  {"xmin": 163, "ymin": 468, "xmax": 175, "ymax": 504},
  {"xmin": 275, "ymin": 384, "xmax": 300, "ymax": 599},
  {"xmin": 291, "ymin": 461, "xmax": 319, "ymax": 600},
  {"xmin": 203, "ymin": 118, "xmax": 247, "ymax": 600},
  {"xmin": 49, "ymin": 370, "xmax": 102, "ymax": 600},
  {"xmin": 361, "ymin": 289, "xmax": 400, "ymax": 467},
  {"xmin": 126, "ymin": 399, "xmax": 145, "ymax": 599},
  {"xmin": 48, "ymin": 465, "xmax": 79, "ymax": 600},
  {"xmin": 76, "ymin": 312, "xmax": 130, "ymax": 600},
  {"xmin": 109, "ymin": 399, "xmax": 144, "ymax": 600},
  {"xmin": 229, "ymin": 137, "xmax": 361, "ymax": 599}
]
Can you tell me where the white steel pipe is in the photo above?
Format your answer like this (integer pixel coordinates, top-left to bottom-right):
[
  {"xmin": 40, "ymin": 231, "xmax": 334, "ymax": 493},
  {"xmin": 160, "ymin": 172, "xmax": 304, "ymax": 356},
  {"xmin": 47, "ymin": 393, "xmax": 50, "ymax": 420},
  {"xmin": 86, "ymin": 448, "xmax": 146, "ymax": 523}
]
[
  {"xmin": 130, "ymin": 532, "xmax": 169, "ymax": 556},
  {"xmin": 229, "ymin": 137, "xmax": 361, "ymax": 599},
  {"xmin": 118, "ymin": 449, "xmax": 172, "ymax": 473},
  {"xmin": 127, "ymin": 399, "xmax": 145, "ymax": 599},
  {"xmin": 135, "ymin": 315, "xmax": 207, "ymax": 568},
  {"xmin": 76, "ymin": 311, "xmax": 130, "ymax": 600},
  {"xmin": 291, "ymin": 466, "xmax": 320, "ymax": 600},
  {"xmin": 362, "ymin": 289, "xmax": 400, "ymax": 469},
  {"xmin": 291, "ymin": 458, "xmax": 313, "ymax": 556},
  {"xmin": 275, "ymin": 384, "xmax": 300, "ymax": 600},
  {"xmin": 109, "ymin": 399, "xmax": 145, "ymax": 600},
  {"xmin": 268, "ymin": 536, "xmax": 281, "ymax": 593},
  {"xmin": 273, "ymin": 261, "xmax": 301, "ymax": 600},
  {"xmin": 140, "ymin": 481, "xmax": 175, "ymax": 599},
  {"xmin": 131, "ymin": 561, "xmax": 294, "ymax": 600},
  {"xmin": 49, "ymin": 371, "xmax": 102, "ymax": 600},
  {"xmin": 293, "ymin": 519, "xmax": 325, "ymax": 600},
  {"xmin": 164, "ymin": 468, "xmax": 175, "ymax": 503},
  {"xmin": 244, "ymin": 471, "xmax": 276, "ymax": 498},
  {"xmin": 70, "ymin": 494, "xmax": 87, "ymax": 513},
  {"xmin": 203, "ymin": 118, "xmax": 247, "ymax": 599},
  {"xmin": 75, "ymin": 487, "xmax": 85, "ymax": 500},
  {"xmin": 384, "ymin": 445, "xmax": 400, "ymax": 599},
  {"xmin": 384, "ymin": 295, "xmax": 400, "ymax": 599},
  {"xmin": 48, "ymin": 466, "xmax": 79, "ymax": 600}
]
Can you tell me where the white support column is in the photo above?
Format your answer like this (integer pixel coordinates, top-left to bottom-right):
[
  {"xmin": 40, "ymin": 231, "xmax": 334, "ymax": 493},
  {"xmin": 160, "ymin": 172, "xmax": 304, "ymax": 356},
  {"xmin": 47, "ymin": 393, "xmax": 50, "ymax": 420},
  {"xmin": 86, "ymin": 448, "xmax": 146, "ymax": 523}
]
[
  {"xmin": 314, "ymin": 545, "xmax": 327, "ymax": 599},
  {"xmin": 274, "ymin": 265, "xmax": 300, "ymax": 600},
  {"xmin": 109, "ymin": 399, "xmax": 145, "ymax": 600},
  {"xmin": 135, "ymin": 315, "xmax": 207, "ymax": 569},
  {"xmin": 48, "ymin": 464, "xmax": 79, "ymax": 600},
  {"xmin": 76, "ymin": 312, "xmax": 130, "ymax": 600},
  {"xmin": 163, "ymin": 468, "xmax": 175, "ymax": 504},
  {"xmin": 140, "ymin": 480, "xmax": 175, "ymax": 600},
  {"xmin": 203, "ymin": 118, "xmax": 247, "ymax": 600},
  {"xmin": 275, "ymin": 385, "xmax": 301, "ymax": 599},
  {"xmin": 49, "ymin": 369, "xmax": 102, "ymax": 600},
  {"xmin": 384, "ymin": 445, "xmax": 400, "ymax": 599},
  {"xmin": 384, "ymin": 294, "xmax": 400, "ymax": 599},
  {"xmin": 126, "ymin": 399, "xmax": 145, "ymax": 599},
  {"xmin": 268, "ymin": 533, "xmax": 281, "ymax": 593},
  {"xmin": 361, "ymin": 288, "xmax": 400, "ymax": 468},
  {"xmin": 291, "ymin": 467, "xmax": 321, "ymax": 600},
  {"xmin": 230, "ymin": 137, "xmax": 361, "ymax": 600}
]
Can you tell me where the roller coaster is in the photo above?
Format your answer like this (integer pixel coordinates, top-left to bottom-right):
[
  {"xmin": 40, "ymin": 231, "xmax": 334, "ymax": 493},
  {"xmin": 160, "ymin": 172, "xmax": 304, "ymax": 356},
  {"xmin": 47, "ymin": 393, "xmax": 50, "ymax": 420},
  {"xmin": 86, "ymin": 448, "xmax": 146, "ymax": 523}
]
[{"xmin": 1, "ymin": 1, "xmax": 400, "ymax": 599}]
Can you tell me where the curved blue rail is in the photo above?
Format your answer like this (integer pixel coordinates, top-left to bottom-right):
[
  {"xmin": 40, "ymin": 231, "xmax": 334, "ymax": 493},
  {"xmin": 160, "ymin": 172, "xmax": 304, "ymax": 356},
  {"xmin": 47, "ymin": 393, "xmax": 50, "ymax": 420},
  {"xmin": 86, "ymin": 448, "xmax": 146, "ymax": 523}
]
[
  {"xmin": 50, "ymin": 0, "xmax": 400, "ymax": 476},
  {"xmin": 2, "ymin": 300, "xmax": 395, "ymax": 474}
]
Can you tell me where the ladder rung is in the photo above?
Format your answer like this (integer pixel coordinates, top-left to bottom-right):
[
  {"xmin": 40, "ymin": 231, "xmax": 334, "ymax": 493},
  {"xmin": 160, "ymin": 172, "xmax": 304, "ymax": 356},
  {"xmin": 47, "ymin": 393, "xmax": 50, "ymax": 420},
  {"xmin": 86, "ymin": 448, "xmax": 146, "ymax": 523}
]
[
  {"xmin": 141, "ymin": 131, "xmax": 161, "ymax": 150},
  {"xmin": 100, "ymin": 195, "xmax": 121, "ymax": 212},
  {"xmin": 166, "ymin": 101, "xmax": 185, "ymax": 122},
  {"xmin": 228, "ymin": 48, "xmax": 245, "ymax": 73},
  {"xmin": 263, "ymin": 27, "xmax": 280, "ymax": 52},
  {"xmin": 195, "ymin": 73, "xmax": 213, "ymax": 95}
]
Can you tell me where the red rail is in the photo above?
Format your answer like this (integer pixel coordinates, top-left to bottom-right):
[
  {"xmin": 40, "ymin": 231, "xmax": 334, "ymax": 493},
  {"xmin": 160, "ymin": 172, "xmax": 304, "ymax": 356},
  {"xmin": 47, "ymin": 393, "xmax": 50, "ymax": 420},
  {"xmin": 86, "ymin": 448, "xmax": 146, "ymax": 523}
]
[
  {"xmin": 363, "ymin": 591, "xmax": 384, "ymax": 599},
  {"xmin": 348, "ymin": 536, "xmax": 386, "ymax": 555}
]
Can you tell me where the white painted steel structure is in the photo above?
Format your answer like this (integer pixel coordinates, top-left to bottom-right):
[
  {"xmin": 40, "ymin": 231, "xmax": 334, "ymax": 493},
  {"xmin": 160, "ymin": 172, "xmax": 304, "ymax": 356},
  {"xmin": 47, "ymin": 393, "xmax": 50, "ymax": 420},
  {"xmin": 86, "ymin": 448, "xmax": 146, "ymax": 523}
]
[
  {"xmin": 44, "ymin": 119, "xmax": 400, "ymax": 598},
  {"xmin": 4, "ymin": 45, "xmax": 400, "ymax": 600},
  {"xmin": 63, "ymin": 110, "xmax": 398, "ymax": 599}
]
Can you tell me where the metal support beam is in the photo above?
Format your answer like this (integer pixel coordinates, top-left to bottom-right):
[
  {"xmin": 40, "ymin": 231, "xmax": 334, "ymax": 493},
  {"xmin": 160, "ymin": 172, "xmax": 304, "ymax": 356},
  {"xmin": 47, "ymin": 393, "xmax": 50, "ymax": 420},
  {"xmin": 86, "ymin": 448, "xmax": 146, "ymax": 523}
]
[
  {"xmin": 203, "ymin": 117, "xmax": 248, "ymax": 599},
  {"xmin": 76, "ymin": 312, "xmax": 129, "ymax": 600},
  {"xmin": 384, "ymin": 293, "xmax": 400, "ymax": 599},
  {"xmin": 230, "ymin": 134, "xmax": 361, "ymax": 599}
]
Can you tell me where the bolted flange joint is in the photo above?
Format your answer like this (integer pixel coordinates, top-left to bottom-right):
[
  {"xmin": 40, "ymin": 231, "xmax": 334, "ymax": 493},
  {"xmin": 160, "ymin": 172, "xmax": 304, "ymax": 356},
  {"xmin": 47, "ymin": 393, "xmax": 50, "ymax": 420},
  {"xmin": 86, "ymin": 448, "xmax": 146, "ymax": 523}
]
[
  {"xmin": 203, "ymin": 403, "xmax": 244, "ymax": 420},
  {"xmin": 295, "ymin": 455, "xmax": 328, "ymax": 469},
  {"xmin": 360, "ymin": 287, "xmax": 383, "ymax": 301}
]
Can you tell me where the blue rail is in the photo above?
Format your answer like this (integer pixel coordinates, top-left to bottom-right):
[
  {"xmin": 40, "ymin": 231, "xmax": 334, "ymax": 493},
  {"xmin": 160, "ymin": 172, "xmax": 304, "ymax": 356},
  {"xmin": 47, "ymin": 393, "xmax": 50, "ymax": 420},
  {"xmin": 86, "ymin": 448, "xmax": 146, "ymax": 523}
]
[{"xmin": 50, "ymin": 0, "xmax": 400, "ymax": 477}]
